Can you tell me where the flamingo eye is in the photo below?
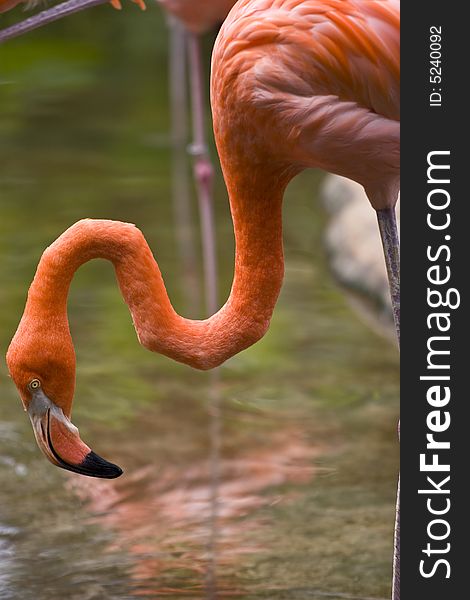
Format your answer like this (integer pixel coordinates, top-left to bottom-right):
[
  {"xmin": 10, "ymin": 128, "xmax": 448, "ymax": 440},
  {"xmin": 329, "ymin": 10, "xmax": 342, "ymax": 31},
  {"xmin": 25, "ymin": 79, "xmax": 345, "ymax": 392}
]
[{"xmin": 28, "ymin": 379, "xmax": 41, "ymax": 391}]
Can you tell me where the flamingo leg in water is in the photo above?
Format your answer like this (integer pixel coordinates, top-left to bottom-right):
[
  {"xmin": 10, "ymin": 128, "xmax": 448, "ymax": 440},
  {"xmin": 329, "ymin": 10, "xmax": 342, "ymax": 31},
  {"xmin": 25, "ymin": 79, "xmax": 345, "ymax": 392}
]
[
  {"xmin": 187, "ymin": 33, "xmax": 221, "ymax": 598},
  {"xmin": 377, "ymin": 208, "xmax": 400, "ymax": 344},
  {"xmin": 187, "ymin": 32, "xmax": 218, "ymax": 316},
  {"xmin": 376, "ymin": 207, "xmax": 400, "ymax": 600},
  {"xmin": 205, "ymin": 367, "xmax": 221, "ymax": 600},
  {"xmin": 168, "ymin": 16, "xmax": 202, "ymax": 317}
]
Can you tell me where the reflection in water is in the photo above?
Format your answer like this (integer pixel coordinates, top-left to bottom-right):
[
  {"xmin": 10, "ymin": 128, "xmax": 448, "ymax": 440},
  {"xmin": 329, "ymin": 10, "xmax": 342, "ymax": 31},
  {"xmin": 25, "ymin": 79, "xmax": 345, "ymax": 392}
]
[
  {"xmin": 69, "ymin": 417, "xmax": 318, "ymax": 597},
  {"xmin": 0, "ymin": 522, "xmax": 18, "ymax": 600},
  {"xmin": 0, "ymin": 423, "xmax": 25, "ymax": 600}
]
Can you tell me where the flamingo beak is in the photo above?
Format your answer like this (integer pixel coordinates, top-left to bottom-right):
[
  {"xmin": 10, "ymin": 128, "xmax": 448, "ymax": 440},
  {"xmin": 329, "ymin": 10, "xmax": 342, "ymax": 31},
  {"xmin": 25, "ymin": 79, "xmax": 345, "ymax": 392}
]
[{"xmin": 27, "ymin": 386, "xmax": 123, "ymax": 479}]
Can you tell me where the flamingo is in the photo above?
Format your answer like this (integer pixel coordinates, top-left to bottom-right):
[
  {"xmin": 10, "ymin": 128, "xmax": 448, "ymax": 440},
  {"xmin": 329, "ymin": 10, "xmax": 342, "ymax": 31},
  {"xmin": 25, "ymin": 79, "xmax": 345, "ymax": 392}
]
[{"xmin": 4, "ymin": 0, "xmax": 400, "ymax": 596}]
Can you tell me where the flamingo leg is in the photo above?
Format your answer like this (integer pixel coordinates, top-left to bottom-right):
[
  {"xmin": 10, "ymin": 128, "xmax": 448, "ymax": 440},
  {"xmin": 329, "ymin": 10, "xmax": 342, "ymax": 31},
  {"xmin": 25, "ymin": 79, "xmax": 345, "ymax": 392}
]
[
  {"xmin": 377, "ymin": 208, "xmax": 400, "ymax": 344},
  {"xmin": 376, "ymin": 207, "xmax": 400, "ymax": 600},
  {"xmin": 168, "ymin": 17, "xmax": 202, "ymax": 317},
  {"xmin": 187, "ymin": 32, "xmax": 220, "ymax": 598},
  {"xmin": 187, "ymin": 32, "xmax": 218, "ymax": 315}
]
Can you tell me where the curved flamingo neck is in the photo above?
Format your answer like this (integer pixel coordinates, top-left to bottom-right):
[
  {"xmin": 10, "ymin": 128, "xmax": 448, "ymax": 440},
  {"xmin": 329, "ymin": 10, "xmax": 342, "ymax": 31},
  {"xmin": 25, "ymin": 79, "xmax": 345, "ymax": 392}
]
[{"xmin": 25, "ymin": 178, "xmax": 285, "ymax": 370}]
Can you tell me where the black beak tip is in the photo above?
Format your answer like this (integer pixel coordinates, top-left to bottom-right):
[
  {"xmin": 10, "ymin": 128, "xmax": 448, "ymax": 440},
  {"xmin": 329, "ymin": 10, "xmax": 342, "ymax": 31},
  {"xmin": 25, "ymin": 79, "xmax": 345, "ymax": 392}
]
[{"xmin": 77, "ymin": 451, "xmax": 123, "ymax": 479}]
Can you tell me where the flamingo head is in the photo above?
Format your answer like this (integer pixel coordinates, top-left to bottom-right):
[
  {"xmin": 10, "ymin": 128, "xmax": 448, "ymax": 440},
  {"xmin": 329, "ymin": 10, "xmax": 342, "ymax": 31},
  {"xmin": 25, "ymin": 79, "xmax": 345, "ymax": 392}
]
[{"xmin": 6, "ymin": 319, "xmax": 123, "ymax": 479}]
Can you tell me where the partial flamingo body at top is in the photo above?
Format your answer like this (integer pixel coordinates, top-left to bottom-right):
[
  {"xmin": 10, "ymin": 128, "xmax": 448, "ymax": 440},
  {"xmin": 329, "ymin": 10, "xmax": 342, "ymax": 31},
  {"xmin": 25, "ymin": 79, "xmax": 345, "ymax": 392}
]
[
  {"xmin": 7, "ymin": 0, "xmax": 400, "ymax": 481},
  {"xmin": 0, "ymin": 0, "xmax": 24, "ymax": 13},
  {"xmin": 158, "ymin": 0, "xmax": 237, "ymax": 33},
  {"xmin": 0, "ymin": 0, "xmax": 236, "ymax": 30},
  {"xmin": 0, "ymin": 0, "xmax": 147, "ymax": 14}
]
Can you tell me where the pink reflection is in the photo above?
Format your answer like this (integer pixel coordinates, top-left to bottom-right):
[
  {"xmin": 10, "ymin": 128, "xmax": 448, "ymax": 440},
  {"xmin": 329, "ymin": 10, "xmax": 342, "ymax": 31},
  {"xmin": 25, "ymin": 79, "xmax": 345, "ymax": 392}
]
[{"xmin": 68, "ymin": 427, "xmax": 319, "ymax": 596}]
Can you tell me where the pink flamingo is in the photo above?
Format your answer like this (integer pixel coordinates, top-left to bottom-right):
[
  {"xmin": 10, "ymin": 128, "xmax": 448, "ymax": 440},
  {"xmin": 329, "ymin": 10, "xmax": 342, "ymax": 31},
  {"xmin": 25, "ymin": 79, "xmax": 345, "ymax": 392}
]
[{"xmin": 3, "ymin": 0, "xmax": 400, "ymax": 597}]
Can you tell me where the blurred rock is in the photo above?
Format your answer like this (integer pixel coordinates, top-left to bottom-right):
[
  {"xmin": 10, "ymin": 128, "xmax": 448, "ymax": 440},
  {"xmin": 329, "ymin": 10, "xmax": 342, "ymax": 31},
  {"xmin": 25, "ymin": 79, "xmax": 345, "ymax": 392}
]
[{"xmin": 321, "ymin": 175, "xmax": 400, "ymax": 341}]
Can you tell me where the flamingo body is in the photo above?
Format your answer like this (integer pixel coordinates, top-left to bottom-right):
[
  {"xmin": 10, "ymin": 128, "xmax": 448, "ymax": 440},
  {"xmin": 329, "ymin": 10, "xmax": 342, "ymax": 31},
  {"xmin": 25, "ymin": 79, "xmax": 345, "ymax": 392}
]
[
  {"xmin": 158, "ymin": 0, "xmax": 237, "ymax": 33},
  {"xmin": 212, "ymin": 0, "xmax": 399, "ymax": 210}
]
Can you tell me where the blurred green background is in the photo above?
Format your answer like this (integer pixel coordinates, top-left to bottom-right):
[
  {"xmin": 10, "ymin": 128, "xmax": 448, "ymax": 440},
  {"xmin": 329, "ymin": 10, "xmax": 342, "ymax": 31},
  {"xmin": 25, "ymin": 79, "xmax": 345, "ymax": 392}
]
[{"xmin": 0, "ymin": 5, "xmax": 399, "ymax": 599}]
